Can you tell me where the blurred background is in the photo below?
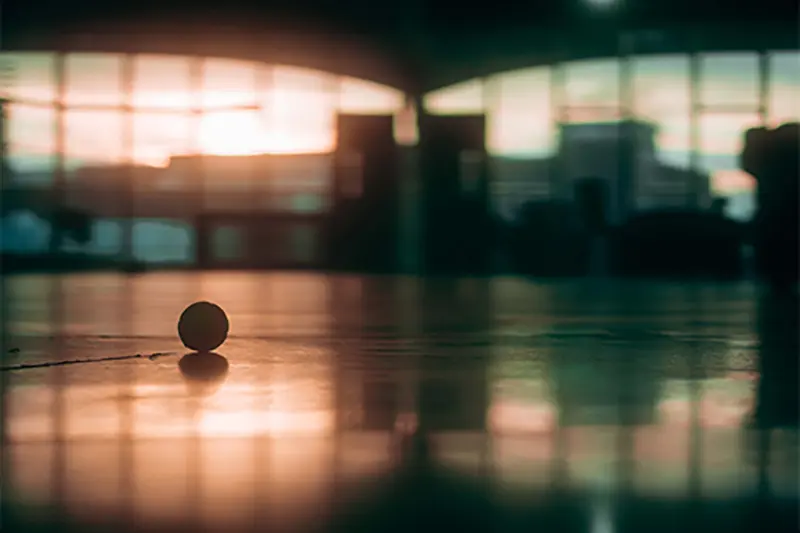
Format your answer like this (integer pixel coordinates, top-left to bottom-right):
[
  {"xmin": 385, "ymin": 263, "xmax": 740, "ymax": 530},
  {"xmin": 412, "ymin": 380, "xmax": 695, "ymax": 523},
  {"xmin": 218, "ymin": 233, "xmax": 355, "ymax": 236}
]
[
  {"xmin": 0, "ymin": 44, "xmax": 797, "ymax": 273},
  {"xmin": 1, "ymin": 2, "xmax": 798, "ymax": 532}
]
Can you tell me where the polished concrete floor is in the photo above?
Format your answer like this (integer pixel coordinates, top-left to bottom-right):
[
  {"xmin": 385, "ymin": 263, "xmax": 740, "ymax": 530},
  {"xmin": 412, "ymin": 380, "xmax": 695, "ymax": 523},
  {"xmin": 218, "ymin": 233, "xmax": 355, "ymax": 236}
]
[{"xmin": 1, "ymin": 273, "xmax": 798, "ymax": 532}]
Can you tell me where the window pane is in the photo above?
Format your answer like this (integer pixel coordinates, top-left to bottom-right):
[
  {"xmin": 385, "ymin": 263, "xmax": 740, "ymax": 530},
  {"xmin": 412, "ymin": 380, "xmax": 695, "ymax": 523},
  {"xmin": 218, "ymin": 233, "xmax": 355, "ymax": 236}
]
[
  {"xmin": 490, "ymin": 158, "xmax": 554, "ymax": 222},
  {"xmin": 699, "ymin": 113, "xmax": 762, "ymax": 157},
  {"xmin": 133, "ymin": 113, "xmax": 193, "ymax": 167},
  {"xmin": 0, "ymin": 210, "xmax": 51, "ymax": 254},
  {"xmin": 86, "ymin": 219, "xmax": 123, "ymax": 256},
  {"xmin": 632, "ymin": 56, "xmax": 691, "ymax": 168},
  {"xmin": 424, "ymin": 79, "xmax": 484, "ymax": 115},
  {"xmin": 132, "ymin": 219, "xmax": 194, "ymax": 264},
  {"xmin": 65, "ymin": 53, "xmax": 123, "ymax": 106},
  {"xmin": 58, "ymin": 217, "xmax": 124, "ymax": 258},
  {"xmin": 281, "ymin": 154, "xmax": 332, "ymax": 193},
  {"xmin": 699, "ymin": 112, "xmax": 763, "ymax": 220},
  {"xmin": 338, "ymin": 77, "xmax": 405, "ymax": 114},
  {"xmin": 268, "ymin": 67, "xmax": 336, "ymax": 153},
  {"xmin": 0, "ymin": 52, "xmax": 57, "ymax": 103},
  {"xmin": 262, "ymin": 154, "xmax": 332, "ymax": 212},
  {"xmin": 202, "ymin": 58, "xmax": 257, "ymax": 109},
  {"xmin": 211, "ymin": 225, "xmax": 245, "ymax": 261},
  {"xmin": 200, "ymin": 109, "xmax": 270, "ymax": 156},
  {"xmin": 633, "ymin": 55, "xmax": 691, "ymax": 114},
  {"xmin": 655, "ymin": 117, "xmax": 693, "ymax": 170},
  {"xmin": 487, "ymin": 67, "xmax": 555, "ymax": 157},
  {"xmin": 486, "ymin": 67, "xmax": 556, "ymax": 221},
  {"xmin": 133, "ymin": 55, "xmax": 193, "ymax": 110},
  {"xmin": 563, "ymin": 59, "xmax": 620, "ymax": 119},
  {"xmin": 64, "ymin": 111, "xmax": 125, "ymax": 168},
  {"xmin": 5, "ymin": 104, "xmax": 56, "ymax": 185},
  {"xmin": 700, "ymin": 53, "xmax": 760, "ymax": 108},
  {"xmin": 768, "ymin": 51, "xmax": 800, "ymax": 126},
  {"xmin": 202, "ymin": 152, "xmax": 259, "ymax": 211},
  {"xmin": 64, "ymin": 111, "xmax": 126, "ymax": 216},
  {"xmin": 271, "ymin": 155, "xmax": 332, "ymax": 194}
]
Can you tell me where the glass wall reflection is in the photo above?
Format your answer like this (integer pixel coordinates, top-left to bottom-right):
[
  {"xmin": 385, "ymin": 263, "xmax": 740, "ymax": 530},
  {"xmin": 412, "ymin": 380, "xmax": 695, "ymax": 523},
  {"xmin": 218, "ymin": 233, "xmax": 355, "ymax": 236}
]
[
  {"xmin": 425, "ymin": 51, "xmax": 799, "ymax": 223},
  {"xmin": 0, "ymin": 52, "xmax": 407, "ymax": 263},
  {"xmin": 2, "ymin": 50, "xmax": 798, "ymax": 261},
  {"xmin": 768, "ymin": 51, "xmax": 800, "ymax": 126},
  {"xmin": 4, "ymin": 273, "xmax": 795, "ymax": 529}
]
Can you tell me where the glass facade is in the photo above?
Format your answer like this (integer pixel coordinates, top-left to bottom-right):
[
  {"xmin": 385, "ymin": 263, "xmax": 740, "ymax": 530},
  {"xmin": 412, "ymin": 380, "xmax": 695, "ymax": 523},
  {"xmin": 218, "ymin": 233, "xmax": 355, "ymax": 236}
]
[
  {"xmin": 1, "ymin": 50, "xmax": 798, "ymax": 262},
  {"xmin": 427, "ymin": 51, "xmax": 799, "ymax": 221},
  {"xmin": 0, "ymin": 52, "xmax": 407, "ymax": 262}
]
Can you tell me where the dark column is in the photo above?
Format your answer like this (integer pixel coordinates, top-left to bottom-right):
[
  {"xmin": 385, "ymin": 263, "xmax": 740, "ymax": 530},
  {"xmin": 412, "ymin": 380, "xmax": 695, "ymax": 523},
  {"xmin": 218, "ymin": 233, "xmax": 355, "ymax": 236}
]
[
  {"xmin": 329, "ymin": 114, "xmax": 400, "ymax": 272},
  {"xmin": 418, "ymin": 114, "xmax": 492, "ymax": 275}
]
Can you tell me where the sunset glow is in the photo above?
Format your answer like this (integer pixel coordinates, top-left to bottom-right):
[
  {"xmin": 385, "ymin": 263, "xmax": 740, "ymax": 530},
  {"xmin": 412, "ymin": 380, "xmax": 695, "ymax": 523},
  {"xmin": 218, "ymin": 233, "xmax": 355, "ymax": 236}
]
[
  {"xmin": 1, "ymin": 50, "xmax": 798, "ymax": 198},
  {"xmin": 198, "ymin": 111, "xmax": 330, "ymax": 156}
]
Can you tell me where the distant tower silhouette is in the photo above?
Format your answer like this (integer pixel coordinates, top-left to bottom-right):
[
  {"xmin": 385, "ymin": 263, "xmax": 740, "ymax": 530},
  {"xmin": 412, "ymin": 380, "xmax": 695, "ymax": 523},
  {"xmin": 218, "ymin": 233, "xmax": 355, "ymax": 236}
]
[
  {"xmin": 419, "ymin": 115, "xmax": 492, "ymax": 275},
  {"xmin": 329, "ymin": 114, "xmax": 400, "ymax": 272},
  {"xmin": 558, "ymin": 121, "xmax": 648, "ymax": 225}
]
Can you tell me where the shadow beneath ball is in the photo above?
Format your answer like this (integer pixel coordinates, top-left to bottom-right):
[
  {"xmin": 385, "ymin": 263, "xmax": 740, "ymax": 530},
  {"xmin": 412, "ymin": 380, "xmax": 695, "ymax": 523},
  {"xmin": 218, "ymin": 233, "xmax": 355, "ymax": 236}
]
[{"xmin": 178, "ymin": 352, "xmax": 229, "ymax": 395}]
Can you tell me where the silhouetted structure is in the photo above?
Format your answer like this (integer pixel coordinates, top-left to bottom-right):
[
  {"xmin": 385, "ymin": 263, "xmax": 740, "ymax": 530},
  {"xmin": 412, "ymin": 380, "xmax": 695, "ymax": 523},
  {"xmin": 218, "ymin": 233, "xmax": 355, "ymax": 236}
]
[
  {"xmin": 330, "ymin": 114, "xmax": 400, "ymax": 272},
  {"xmin": 508, "ymin": 200, "xmax": 590, "ymax": 277},
  {"xmin": 420, "ymin": 115, "xmax": 492, "ymax": 275},
  {"xmin": 51, "ymin": 205, "xmax": 92, "ymax": 246},
  {"xmin": 5, "ymin": 107, "xmax": 729, "ymax": 276},
  {"xmin": 574, "ymin": 177, "xmax": 609, "ymax": 235},
  {"xmin": 556, "ymin": 121, "xmax": 711, "ymax": 218},
  {"xmin": 492, "ymin": 121, "xmax": 712, "ymax": 228},
  {"xmin": 613, "ymin": 211, "xmax": 743, "ymax": 278},
  {"xmin": 710, "ymin": 197, "xmax": 728, "ymax": 215},
  {"xmin": 740, "ymin": 123, "xmax": 800, "ymax": 289},
  {"xmin": 176, "ymin": 154, "xmax": 330, "ymax": 268},
  {"xmin": 196, "ymin": 212, "xmax": 323, "ymax": 269}
]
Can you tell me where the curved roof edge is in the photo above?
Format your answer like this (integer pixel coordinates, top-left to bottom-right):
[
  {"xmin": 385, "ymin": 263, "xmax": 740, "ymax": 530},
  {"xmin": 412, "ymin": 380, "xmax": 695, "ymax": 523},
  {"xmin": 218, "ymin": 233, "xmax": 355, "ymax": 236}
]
[
  {"xmin": 2, "ymin": 27, "xmax": 416, "ymax": 92},
  {"xmin": 423, "ymin": 22, "xmax": 800, "ymax": 91},
  {"xmin": 3, "ymin": 21, "xmax": 796, "ymax": 94}
]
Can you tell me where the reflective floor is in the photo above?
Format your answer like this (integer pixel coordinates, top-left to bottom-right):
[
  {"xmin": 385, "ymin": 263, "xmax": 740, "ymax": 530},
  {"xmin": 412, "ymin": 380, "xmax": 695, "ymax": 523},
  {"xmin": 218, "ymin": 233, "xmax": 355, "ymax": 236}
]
[{"xmin": 2, "ymin": 273, "xmax": 798, "ymax": 532}]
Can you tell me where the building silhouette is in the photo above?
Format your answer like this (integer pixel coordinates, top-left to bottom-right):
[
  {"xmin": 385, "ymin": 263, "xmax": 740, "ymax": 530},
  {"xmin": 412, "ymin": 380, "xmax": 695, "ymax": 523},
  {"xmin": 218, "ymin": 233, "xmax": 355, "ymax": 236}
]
[
  {"xmin": 494, "ymin": 120, "xmax": 712, "ymax": 224},
  {"xmin": 3, "ymin": 116, "xmax": 718, "ymax": 271}
]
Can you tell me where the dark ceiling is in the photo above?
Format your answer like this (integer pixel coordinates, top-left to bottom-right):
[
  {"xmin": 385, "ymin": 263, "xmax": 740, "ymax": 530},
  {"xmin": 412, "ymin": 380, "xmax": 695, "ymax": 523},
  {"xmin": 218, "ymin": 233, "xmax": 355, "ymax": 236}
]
[{"xmin": 3, "ymin": 0, "xmax": 798, "ymax": 91}]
